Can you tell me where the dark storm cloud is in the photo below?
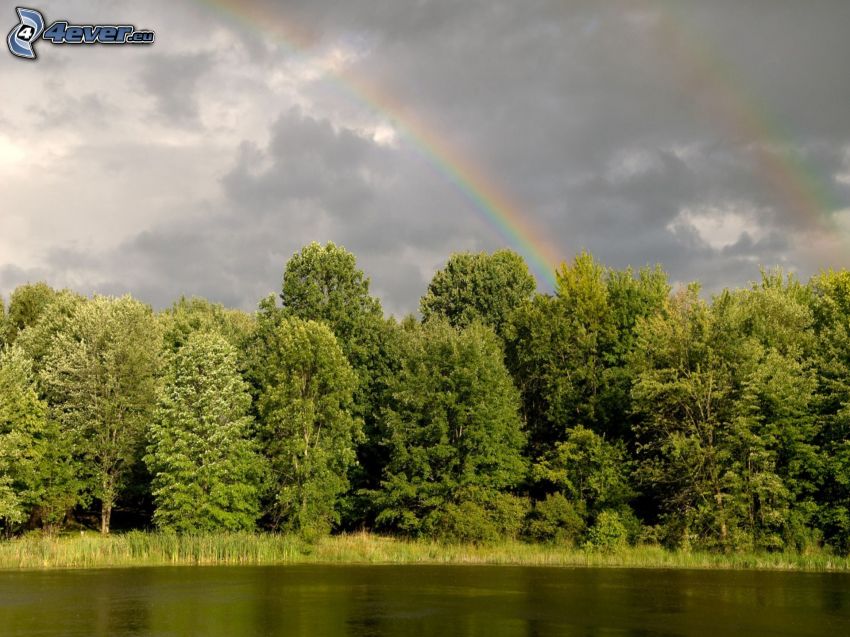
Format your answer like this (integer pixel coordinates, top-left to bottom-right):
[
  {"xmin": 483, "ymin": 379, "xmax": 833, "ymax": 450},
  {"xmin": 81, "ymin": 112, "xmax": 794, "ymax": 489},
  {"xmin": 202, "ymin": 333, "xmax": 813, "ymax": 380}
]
[{"xmin": 2, "ymin": 0, "xmax": 849, "ymax": 313}]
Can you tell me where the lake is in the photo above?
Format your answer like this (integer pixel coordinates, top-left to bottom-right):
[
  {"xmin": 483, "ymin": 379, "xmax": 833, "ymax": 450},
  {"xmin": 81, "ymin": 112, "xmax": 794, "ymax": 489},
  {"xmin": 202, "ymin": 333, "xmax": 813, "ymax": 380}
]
[{"xmin": 0, "ymin": 565, "xmax": 848, "ymax": 636}]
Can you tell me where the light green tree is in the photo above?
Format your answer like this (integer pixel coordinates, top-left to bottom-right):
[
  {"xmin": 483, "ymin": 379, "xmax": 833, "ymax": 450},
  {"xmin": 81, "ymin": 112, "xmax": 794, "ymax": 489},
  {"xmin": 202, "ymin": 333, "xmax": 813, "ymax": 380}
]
[
  {"xmin": 146, "ymin": 332, "xmax": 261, "ymax": 532},
  {"xmin": 42, "ymin": 296, "xmax": 161, "ymax": 534},
  {"xmin": 0, "ymin": 346, "xmax": 46, "ymax": 530},
  {"xmin": 248, "ymin": 317, "xmax": 360, "ymax": 536},
  {"xmin": 159, "ymin": 296, "xmax": 255, "ymax": 353},
  {"xmin": 0, "ymin": 345, "xmax": 81, "ymax": 534},
  {"xmin": 505, "ymin": 253, "xmax": 667, "ymax": 453},
  {"xmin": 10, "ymin": 288, "xmax": 85, "ymax": 379}
]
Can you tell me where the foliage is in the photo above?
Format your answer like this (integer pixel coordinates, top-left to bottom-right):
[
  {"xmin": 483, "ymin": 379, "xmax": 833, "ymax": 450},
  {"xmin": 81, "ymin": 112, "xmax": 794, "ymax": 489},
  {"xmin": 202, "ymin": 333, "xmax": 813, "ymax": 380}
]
[
  {"xmin": 1, "ymin": 248, "xmax": 849, "ymax": 557},
  {"xmin": 3, "ymin": 283, "xmax": 62, "ymax": 346},
  {"xmin": 0, "ymin": 346, "xmax": 81, "ymax": 533},
  {"xmin": 146, "ymin": 332, "xmax": 261, "ymax": 532},
  {"xmin": 247, "ymin": 317, "xmax": 360, "ymax": 537},
  {"xmin": 587, "ymin": 510, "xmax": 629, "ymax": 552},
  {"xmin": 0, "ymin": 347, "xmax": 47, "ymax": 529},
  {"xmin": 42, "ymin": 296, "xmax": 161, "ymax": 533},
  {"xmin": 434, "ymin": 487, "xmax": 529, "ymax": 543},
  {"xmin": 280, "ymin": 241, "xmax": 384, "ymax": 354},
  {"xmin": 375, "ymin": 320, "xmax": 526, "ymax": 536},
  {"xmin": 505, "ymin": 254, "xmax": 668, "ymax": 454},
  {"xmin": 525, "ymin": 493, "xmax": 586, "ymax": 545},
  {"xmin": 420, "ymin": 249, "xmax": 536, "ymax": 336},
  {"xmin": 532, "ymin": 425, "xmax": 634, "ymax": 514},
  {"xmin": 159, "ymin": 296, "xmax": 255, "ymax": 353}
]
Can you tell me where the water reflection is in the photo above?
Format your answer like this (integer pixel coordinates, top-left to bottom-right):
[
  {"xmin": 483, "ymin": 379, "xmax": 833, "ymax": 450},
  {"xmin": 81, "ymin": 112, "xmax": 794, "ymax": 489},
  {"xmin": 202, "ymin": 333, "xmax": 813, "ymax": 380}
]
[{"xmin": 0, "ymin": 565, "xmax": 848, "ymax": 636}]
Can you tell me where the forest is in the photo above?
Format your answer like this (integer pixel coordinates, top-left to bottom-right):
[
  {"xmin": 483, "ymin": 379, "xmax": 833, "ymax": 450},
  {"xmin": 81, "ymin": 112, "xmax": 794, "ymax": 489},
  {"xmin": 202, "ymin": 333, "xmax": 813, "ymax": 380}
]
[{"xmin": 2, "ymin": 241, "xmax": 850, "ymax": 556}]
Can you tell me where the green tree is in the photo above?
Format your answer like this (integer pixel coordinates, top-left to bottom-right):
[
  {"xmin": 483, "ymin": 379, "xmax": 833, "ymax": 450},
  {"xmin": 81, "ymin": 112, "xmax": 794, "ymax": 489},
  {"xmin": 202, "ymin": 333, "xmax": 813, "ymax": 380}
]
[
  {"xmin": 276, "ymin": 242, "xmax": 399, "ymax": 526},
  {"xmin": 630, "ymin": 285, "xmax": 737, "ymax": 549},
  {"xmin": 806, "ymin": 269, "xmax": 850, "ymax": 551},
  {"xmin": 0, "ymin": 346, "xmax": 47, "ymax": 530},
  {"xmin": 280, "ymin": 241, "xmax": 383, "ymax": 351},
  {"xmin": 716, "ymin": 274, "xmax": 820, "ymax": 550},
  {"xmin": 0, "ymin": 346, "xmax": 81, "ymax": 534},
  {"xmin": 42, "ymin": 296, "xmax": 161, "ymax": 534},
  {"xmin": 146, "ymin": 332, "xmax": 261, "ymax": 532},
  {"xmin": 630, "ymin": 275, "xmax": 819, "ymax": 551},
  {"xmin": 248, "ymin": 317, "xmax": 360, "ymax": 536},
  {"xmin": 505, "ymin": 253, "xmax": 667, "ymax": 453},
  {"xmin": 532, "ymin": 425, "xmax": 634, "ymax": 516},
  {"xmin": 375, "ymin": 320, "xmax": 526, "ymax": 540},
  {"xmin": 159, "ymin": 296, "xmax": 255, "ymax": 353},
  {"xmin": 420, "ymin": 249, "xmax": 536, "ymax": 336},
  {"xmin": 13, "ymin": 289, "xmax": 86, "ymax": 380},
  {"xmin": 3, "ymin": 282, "xmax": 61, "ymax": 346}
]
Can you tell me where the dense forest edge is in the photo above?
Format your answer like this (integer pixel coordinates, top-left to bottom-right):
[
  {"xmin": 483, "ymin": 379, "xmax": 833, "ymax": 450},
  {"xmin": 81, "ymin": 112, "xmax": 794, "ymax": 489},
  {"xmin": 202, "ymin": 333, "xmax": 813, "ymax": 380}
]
[{"xmin": 3, "ymin": 242, "xmax": 850, "ymax": 569}]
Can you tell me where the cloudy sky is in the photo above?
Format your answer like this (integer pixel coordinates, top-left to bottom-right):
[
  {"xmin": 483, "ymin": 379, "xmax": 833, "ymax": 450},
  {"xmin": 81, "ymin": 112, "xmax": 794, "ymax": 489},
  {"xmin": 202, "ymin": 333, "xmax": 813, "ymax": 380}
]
[{"xmin": 2, "ymin": 0, "xmax": 849, "ymax": 314}]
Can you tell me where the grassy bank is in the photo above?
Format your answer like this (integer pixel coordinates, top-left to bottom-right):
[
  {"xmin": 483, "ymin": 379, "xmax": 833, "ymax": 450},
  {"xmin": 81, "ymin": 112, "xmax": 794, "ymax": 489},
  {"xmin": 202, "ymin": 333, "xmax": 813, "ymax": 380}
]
[{"xmin": 2, "ymin": 532, "xmax": 849, "ymax": 571}]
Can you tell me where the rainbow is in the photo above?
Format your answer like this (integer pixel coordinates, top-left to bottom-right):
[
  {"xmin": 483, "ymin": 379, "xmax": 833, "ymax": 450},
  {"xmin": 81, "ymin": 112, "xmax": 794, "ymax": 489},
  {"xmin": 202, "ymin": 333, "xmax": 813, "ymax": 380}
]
[
  {"xmin": 193, "ymin": 0, "xmax": 848, "ymax": 289},
  {"xmin": 192, "ymin": 0, "xmax": 562, "ymax": 289},
  {"xmin": 648, "ymin": 0, "xmax": 846, "ymax": 261}
]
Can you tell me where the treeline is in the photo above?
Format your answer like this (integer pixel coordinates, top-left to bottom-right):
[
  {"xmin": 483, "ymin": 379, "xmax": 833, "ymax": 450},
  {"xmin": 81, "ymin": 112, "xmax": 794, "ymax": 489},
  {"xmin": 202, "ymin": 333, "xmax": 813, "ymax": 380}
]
[{"xmin": 2, "ymin": 242, "xmax": 850, "ymax": 554}]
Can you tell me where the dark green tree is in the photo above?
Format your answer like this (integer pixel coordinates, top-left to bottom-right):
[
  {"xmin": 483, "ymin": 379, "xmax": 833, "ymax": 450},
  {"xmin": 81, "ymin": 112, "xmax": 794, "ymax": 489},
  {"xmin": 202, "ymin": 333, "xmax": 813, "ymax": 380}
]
[
  {"xmin": 375, "ymin": 320, "xmax": 527, "ymax": 540},
  {"xmin": 420, "ymin": 249, "xmax": 536, "ymax": 336},
  {"xmin": 3, "ymin": 282, "xmax": 61, "ymax": 346},
  {"xmin": 277, "ymin": 242, "xmax": 400, "ymax": 525}
]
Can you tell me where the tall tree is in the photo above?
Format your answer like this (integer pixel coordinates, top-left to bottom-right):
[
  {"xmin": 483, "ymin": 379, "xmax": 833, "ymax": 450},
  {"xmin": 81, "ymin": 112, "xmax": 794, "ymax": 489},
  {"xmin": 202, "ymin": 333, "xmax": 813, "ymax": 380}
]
[
  {"xmin": 0, "ymin": 346, "xmax": 47, "ymax": 531},
  {"xmin": 248, "ymin": 317, "xmax": 360, "ymax": 536},
  {"xmin": 506, "ymin": 253, "xmax": 667, "ymax": 455},
  {"xmin": 146, "ymin": 332, "xmax": 260, "ymax": 532},
  {"xmin": 420, "ymin": 249, "xmax": 536, "ymax": 336},
  {"xmin": 42, "ymin": 296, "xmax": 161, "ymax": 534},
  {"xmin": 630, "ymin": 285, "xmax": 736, "ymax": 548},
  {"xmin": 0, "ymin": 345, "xmax": 81, "ymax": 533},
  {"xmin": 280, "ymin": 241, "xmax": 383, "ymax": 350},
  {"xmin": 375, "ymin": 320, "xmax": 527, "ymax": 540},
  {"xmin": 277, "ymin": 242, "xmax": 399, "ymax": 525},
  {"xmin": 807, "ymin": 269, "xmax": 850, "ymax": 551}
]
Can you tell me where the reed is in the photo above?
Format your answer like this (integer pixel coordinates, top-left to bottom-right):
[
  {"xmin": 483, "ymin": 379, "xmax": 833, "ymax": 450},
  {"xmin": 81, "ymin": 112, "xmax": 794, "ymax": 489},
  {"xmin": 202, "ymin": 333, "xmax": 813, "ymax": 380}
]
[{"xmin": 1, "ymin": 531, "xmax": 848, "ymax": 571}]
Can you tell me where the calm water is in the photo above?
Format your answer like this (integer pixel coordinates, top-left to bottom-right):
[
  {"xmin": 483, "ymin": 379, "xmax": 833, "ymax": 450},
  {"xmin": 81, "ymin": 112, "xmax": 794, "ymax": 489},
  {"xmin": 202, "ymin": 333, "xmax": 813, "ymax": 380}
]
[{"xmin": 1, "ymin": 565, "xmax": 848, "ymax": 636}]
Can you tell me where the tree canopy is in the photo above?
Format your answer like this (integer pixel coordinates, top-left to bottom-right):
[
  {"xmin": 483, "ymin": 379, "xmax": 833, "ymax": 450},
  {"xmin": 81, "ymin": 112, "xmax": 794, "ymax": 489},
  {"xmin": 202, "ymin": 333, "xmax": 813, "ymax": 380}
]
[{"xmin": 1, "ymin": 247, "xmax": 849, "ymax": 555}]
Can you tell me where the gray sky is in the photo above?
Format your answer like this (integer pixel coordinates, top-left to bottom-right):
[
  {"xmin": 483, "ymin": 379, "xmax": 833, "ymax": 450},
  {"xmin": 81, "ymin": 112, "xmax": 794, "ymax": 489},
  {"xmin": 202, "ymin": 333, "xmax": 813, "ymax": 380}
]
[{"xmin": 1, "ymin": 0, "xmax": 849, "ymax": 315}]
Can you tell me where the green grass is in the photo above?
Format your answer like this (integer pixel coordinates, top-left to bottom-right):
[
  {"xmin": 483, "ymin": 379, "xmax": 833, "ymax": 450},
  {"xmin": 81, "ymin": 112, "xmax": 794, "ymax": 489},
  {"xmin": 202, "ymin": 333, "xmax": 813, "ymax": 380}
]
[{"xmin": 1, "ymin": 531, "xmax": 848, "ymax": 571}]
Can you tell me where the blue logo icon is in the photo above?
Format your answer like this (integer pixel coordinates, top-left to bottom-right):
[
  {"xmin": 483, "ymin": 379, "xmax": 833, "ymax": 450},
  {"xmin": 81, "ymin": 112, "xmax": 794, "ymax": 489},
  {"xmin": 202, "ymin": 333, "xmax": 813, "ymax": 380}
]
[
  {"xmin": 7, "ymin": 7, "xmax": 45, "ymax": 59},
  {"xmin": 7, "ymin": 7, "xmax": 154, "ymax": 60}
]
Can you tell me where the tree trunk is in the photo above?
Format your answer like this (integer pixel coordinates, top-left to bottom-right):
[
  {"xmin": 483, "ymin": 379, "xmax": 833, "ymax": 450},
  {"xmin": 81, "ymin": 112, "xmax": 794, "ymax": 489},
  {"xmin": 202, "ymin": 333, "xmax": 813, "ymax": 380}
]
[{"xmin": 101, "ymin": 501, "xmax": 112, "ymax": 535}]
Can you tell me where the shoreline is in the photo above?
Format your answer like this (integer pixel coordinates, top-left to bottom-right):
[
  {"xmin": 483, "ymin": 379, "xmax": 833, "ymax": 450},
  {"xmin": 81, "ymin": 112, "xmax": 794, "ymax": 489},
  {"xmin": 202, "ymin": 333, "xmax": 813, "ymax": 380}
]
[{"xmin": 1, "ymin": 532, "xmax": 848, "ymax": 572}]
